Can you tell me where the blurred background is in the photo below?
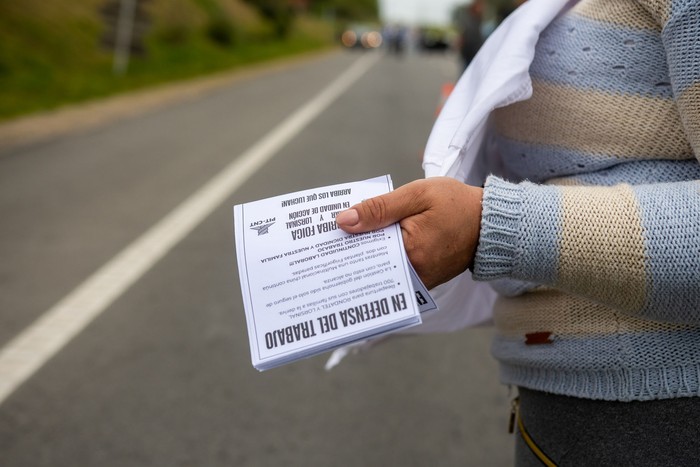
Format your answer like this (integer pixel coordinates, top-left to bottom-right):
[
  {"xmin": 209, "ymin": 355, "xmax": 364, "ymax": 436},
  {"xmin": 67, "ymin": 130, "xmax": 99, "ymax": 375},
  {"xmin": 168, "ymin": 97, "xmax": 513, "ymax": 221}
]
[{"xmin": 0, "ymin": 0, "xmax": 519, "ymax": 465}]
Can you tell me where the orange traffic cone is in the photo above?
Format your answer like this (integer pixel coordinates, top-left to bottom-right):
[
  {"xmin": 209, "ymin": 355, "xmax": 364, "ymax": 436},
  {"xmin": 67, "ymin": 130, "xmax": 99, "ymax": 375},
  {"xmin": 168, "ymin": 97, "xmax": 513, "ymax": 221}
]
[{"xmin": 435, "ymin": 82, "xmax": 455, "ymax": 117}]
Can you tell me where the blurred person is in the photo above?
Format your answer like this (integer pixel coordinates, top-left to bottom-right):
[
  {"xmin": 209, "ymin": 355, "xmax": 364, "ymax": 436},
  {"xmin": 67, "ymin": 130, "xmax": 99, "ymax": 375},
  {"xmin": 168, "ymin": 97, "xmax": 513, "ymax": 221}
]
[
  {"xmin": 384, "ymin": 23, "xmax": 407, "ymax": 56},
  {"xmin": 454, "ymin": 0, "xmax": 485, "ymax": 72},
  {"xmin": 497, "ymin": 0, "xmax": 527, "ymax": 24},
  {"xmin": 338, "ymin": 0, "xmax": 700, "ymax": 464}
]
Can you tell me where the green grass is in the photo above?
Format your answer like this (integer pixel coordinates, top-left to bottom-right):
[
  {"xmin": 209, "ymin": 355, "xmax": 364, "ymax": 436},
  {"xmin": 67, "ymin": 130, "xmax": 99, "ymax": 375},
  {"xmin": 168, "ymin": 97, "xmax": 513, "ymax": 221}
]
[{"xmin": 0, "ymin": 1, "xmax": 335, "ymax": 121}]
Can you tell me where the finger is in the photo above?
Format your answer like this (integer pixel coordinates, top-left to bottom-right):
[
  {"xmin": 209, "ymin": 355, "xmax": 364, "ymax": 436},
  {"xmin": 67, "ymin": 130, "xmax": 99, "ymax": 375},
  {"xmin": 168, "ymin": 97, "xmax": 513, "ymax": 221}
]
[{"xmin": 336, "ymin": 181, "xmax": 425, "ymax": 233}]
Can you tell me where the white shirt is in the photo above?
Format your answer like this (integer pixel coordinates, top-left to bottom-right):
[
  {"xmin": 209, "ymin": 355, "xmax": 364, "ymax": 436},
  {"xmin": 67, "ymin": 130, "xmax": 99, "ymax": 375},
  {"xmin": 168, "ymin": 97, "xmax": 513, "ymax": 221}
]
[{"xmin": 419, "ymin": 0, "xmax": 575, "ymax": 333}]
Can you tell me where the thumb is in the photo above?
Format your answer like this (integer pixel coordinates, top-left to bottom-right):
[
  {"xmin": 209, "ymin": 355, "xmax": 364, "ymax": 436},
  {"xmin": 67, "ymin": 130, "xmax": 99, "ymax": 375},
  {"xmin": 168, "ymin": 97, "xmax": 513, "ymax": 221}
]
[{"xmin": 335, "ymin": 182, "xmax": 424, "ymax": 234}]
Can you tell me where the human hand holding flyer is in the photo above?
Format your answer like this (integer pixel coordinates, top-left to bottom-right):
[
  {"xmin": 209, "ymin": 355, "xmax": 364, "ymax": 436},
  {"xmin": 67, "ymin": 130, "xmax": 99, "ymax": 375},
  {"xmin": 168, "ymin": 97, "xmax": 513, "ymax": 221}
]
[{"xmin": 234, "ymin": 175, "xmax": 435, "ymax": 370}]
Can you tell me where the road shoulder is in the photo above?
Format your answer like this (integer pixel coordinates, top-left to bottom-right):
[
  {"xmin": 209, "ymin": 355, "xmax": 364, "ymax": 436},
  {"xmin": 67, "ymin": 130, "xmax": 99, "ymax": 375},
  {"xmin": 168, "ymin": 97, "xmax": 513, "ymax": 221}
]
[{"xmin": 0, "ymin": 49, "xmax": 339, "ymax": 152}]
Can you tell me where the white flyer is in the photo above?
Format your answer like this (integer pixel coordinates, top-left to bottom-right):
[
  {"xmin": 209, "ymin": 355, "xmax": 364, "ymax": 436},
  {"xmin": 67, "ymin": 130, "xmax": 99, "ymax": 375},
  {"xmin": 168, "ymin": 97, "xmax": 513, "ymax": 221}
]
[{"xmin": 234, "ymin": 175, "xmax": 424, "ymax": 370}]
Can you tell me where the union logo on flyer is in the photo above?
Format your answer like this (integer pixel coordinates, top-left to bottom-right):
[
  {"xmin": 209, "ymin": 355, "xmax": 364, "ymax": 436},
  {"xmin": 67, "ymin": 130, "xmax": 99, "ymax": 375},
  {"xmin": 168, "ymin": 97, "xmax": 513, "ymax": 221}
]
[{"xmin": 249, "ymin": 218, "xmax": 275, "ymax": 236}]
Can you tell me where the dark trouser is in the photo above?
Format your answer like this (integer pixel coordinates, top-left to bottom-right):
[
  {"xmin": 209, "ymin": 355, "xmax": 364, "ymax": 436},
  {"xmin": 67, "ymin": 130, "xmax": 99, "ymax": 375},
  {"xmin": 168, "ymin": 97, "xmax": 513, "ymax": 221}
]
[{"xmin": 515, "ymin": 387, "xmax": 700, "ymax": 466}]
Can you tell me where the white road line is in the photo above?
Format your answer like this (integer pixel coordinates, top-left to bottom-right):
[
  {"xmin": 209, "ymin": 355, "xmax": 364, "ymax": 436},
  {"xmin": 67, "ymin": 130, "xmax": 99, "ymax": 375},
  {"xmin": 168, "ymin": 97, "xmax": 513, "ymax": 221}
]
[{"xmin": 0, "ymin": 51, "xmax": 381, "ymax": 405}]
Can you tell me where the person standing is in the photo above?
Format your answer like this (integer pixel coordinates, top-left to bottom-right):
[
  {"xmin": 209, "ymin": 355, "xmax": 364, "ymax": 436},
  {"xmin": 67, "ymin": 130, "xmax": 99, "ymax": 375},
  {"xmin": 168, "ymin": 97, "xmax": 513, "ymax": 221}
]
[
  {"xmin": 338, "ymin": 0, "xmax": 700, "ymax": 464},
  {"xmin": 455, "ymin": 0, "xmax": 485, "ymax": 72}
]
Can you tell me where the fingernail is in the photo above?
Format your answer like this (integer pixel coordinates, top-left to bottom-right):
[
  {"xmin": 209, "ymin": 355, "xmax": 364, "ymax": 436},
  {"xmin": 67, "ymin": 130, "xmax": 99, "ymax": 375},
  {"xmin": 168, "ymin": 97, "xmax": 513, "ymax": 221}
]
[{"xmin": 336, "ymin": 209, "xmax": 359, "ymax": 227}]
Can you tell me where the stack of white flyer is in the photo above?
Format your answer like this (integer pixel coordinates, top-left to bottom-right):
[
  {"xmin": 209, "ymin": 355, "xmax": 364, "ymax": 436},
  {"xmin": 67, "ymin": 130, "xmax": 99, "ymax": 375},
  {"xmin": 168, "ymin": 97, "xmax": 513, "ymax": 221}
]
[{"xmin": 234, "ymin": 175, "xmax": 434, "ymax": 371}]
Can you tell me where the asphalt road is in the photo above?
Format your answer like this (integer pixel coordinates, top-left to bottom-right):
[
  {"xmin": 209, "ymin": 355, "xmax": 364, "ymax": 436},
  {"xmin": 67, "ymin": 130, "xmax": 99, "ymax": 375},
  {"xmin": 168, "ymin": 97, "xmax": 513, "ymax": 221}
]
[{"xmin": 0, "ymin": 50, "xmax": 514, "ymax": 466}]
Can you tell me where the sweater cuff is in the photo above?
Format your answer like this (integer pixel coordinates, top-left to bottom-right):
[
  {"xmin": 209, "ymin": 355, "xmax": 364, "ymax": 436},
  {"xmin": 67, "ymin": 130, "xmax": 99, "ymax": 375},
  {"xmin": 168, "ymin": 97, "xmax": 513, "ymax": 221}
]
[{"xmin": 472, "ymin": 176, "xmax": 523, "ymax": 280}]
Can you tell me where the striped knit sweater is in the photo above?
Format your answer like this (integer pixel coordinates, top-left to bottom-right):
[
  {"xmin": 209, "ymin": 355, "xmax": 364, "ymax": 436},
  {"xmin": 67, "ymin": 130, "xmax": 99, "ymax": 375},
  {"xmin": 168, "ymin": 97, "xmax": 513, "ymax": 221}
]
[{"xmin": 472, "ymin": 0, "xmax": 700, "ymax": 401}]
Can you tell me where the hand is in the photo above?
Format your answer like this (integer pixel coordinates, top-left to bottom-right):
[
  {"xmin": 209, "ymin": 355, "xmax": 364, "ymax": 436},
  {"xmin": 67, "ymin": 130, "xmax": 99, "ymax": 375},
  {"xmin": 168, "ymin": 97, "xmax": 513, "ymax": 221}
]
[{"xmin": 336, "ymin": 177, "xmax": 483, "ymax": 289}]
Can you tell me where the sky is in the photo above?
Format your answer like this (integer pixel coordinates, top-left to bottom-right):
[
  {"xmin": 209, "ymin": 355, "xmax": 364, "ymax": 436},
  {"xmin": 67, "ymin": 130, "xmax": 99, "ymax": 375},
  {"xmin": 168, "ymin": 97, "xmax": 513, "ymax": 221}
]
[{"xmin": 378, "ymin": 0, "xmax": 470, "ymax": 26}]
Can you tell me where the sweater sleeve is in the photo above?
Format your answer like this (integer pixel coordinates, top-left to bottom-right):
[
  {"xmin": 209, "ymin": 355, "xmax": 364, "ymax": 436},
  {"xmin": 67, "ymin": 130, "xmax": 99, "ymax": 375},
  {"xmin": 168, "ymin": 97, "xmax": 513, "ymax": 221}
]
[
  {"xmin": 472, "ymin": 1, "xmax": 700, "ymax": 324},
  {"xmin": 473, "ymin": 176, "xmax": 700, "ymax": 324}
]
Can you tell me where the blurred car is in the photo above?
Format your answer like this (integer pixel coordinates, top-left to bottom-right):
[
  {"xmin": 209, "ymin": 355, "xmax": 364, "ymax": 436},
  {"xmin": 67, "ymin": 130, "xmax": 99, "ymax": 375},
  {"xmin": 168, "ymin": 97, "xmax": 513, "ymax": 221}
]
[
  {"xmin": 340, "ymin": 23, "xmax": 383, "ymax": 50},
  {"xmin": 418, "ymin": 28, "xmax": 451, "ymax": 52}
]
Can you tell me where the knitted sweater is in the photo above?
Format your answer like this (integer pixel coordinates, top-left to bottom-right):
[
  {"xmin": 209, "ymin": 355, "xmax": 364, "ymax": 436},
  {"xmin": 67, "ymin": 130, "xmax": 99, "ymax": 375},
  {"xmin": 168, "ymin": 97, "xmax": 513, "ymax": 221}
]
[{"xmin": 472, "ymin": 0, "xmax": 700, "ymax": 401}]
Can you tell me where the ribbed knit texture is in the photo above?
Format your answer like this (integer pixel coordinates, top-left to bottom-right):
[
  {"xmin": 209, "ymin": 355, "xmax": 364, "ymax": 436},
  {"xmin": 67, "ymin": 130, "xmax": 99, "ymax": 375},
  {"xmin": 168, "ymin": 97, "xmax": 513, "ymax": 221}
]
[{"xmin": 473, "ymin": 0, "xmax": 700, "ymax": 401}]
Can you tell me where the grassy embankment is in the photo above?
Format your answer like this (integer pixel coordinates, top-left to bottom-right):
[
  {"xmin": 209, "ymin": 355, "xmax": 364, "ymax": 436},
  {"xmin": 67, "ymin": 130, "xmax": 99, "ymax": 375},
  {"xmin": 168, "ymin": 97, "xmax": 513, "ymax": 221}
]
[{"xmin": 0, "ymin": 0, "xmax": 335, "ymax": 121}]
